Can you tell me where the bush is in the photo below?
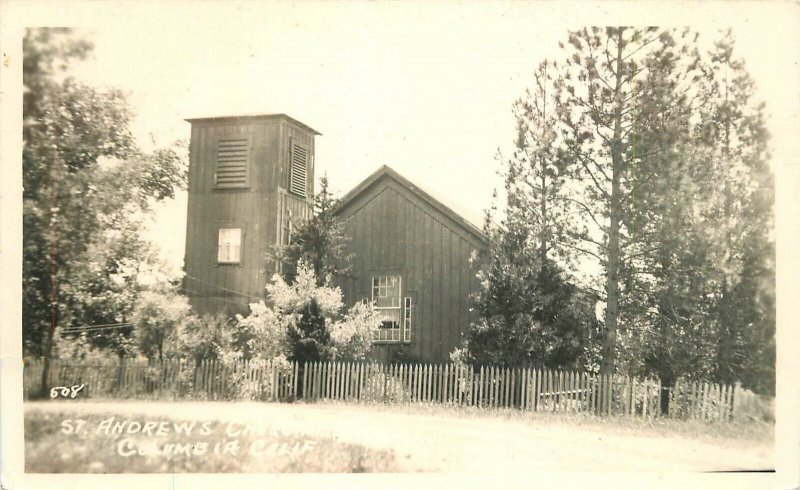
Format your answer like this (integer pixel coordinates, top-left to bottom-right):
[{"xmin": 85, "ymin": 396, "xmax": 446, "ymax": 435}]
[
  {"xmin": 236, "ymin": 261, "xmax": 383, "ymax": 364},
  {"xmin": 132, "ymin": 287, "xmax": 190, "ymax": 361},
  {"xmin": 178, "ymin": 312, "xmax": 236, "ymax": 363}
]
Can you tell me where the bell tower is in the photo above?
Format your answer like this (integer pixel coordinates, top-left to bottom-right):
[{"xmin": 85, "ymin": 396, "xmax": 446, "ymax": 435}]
[{"xmin": 182, "ymin": 114, "xmax": 320, "ymax": 315}]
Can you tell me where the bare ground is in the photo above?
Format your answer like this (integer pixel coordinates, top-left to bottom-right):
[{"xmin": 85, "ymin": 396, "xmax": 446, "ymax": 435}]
[{"xmin": 24, "ymin": 400, "xmax": 773, "ymax": 473}]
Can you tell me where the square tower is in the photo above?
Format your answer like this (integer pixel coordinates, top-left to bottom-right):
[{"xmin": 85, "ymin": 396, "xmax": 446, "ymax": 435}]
[{"xmin": 183, "ymin": 114, "xmax": 320, "ymax": 315}]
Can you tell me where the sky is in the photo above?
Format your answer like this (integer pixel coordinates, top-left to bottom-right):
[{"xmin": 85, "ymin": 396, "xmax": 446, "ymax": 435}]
[
  {"xmin": 52, "ymin": 4, "xmax": 800, "ymax": 272},
  {"xmin": 14, "ymin": 2, "xmax": 800, "ymax": 272}
]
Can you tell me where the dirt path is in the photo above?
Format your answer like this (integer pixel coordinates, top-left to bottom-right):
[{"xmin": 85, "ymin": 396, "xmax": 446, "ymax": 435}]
[{"xmin": 25, "ymin": 400, "xmax": 772, "ymax": 473}]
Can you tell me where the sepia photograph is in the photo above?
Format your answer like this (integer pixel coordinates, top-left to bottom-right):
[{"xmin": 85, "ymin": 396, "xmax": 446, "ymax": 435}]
[{"xmin": 1, "ymin": 1, "xmax": 798, "ymax": 489}]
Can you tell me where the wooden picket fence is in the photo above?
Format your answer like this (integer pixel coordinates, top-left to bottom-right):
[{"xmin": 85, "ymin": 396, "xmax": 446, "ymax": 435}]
[
  {"xmin": 23, "ymin": 358, "xmax": 298, "ymax": 402},
  {"xmin": 24, "ymin": 358, "xmax": 746, "ymax": 422},
  {"xmin": 299, "ymin": 361, "xmax": 739, "ymax": 421}
]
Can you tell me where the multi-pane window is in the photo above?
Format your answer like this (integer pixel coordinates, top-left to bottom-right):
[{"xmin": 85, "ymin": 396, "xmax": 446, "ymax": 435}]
[
  {"xmin": 372, "ymin": 275, "xmax": 401, "ymax": 342},
  {"xmin": 371, "ymin": 275, "xmax": 412, "ymax": 343},
  {"xmin": 217, "ymin": 228, "xmax": 242, "ymax": 264}
]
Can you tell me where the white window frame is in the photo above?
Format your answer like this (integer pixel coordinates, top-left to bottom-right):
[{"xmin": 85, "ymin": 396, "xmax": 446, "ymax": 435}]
[
  {"xmin": 403, "ymin": 296, "xmax": 413, "ymax": 343},
  {"xmin": 217, "ymin": 227, "xmax": 242, "ymax": 264},
  {"xmin": 370, "ymin": 274, "xmax": 403, "ymax": 343}
]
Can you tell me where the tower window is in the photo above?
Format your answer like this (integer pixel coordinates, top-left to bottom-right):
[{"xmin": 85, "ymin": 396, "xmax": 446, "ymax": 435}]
[
  {"xmin": 289, "ymin": 141, "xmax": 309, "ymax": 197},
  {"xmin": 217, "ymin": 228, "xmax": 242, "ymax": 264}
]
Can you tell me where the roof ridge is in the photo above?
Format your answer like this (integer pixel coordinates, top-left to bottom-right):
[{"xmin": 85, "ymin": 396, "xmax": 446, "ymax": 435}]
[{"xmin": 334, "ymin": 165, "xmax": 487, "ymax": 244}]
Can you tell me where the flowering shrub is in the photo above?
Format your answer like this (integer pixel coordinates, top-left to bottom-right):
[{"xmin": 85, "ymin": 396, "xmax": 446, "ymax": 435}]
[
  {"xmin": 236, "ymin": 261, "xmax": 382, "ymax": 363},
  {"xmin": 330, "ymin": 301, "xmax": 382, "ymax": 361},
  {"xmin": 235, "ymin": 301, "xmax": 294, "ymax": 360}
]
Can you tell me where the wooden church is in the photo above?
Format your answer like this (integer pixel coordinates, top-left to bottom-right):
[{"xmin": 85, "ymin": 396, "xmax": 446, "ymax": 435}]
[{"xmin": 183, "ymin": 114, "xmax": 487, "ymax": 362}]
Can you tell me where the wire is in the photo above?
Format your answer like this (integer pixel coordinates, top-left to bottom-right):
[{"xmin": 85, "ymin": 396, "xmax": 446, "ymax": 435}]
[
  {"xmin": 183, "ymin": 273, "xmax": 265, "ymax": 301},
  {"xmin": 62, "ymin": 321, "xmax": 131, "ymax": 329},
  {"xmin": 61, "ymin": 324, "xmax": 133, "ymax": 333},
  {"xmin": 178, "ymin": 286, "xmax": 254, "ymax": 308}
]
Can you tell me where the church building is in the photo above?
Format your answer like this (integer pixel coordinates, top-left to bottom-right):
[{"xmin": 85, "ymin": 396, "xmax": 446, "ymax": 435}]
[{"xmin": 183, "ymin": 114, "xmax": 487, "ymax": 362}]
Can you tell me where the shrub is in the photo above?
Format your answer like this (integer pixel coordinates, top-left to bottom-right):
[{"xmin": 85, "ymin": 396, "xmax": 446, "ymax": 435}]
[
  {"xmin": 236, "ymin": 261, "xmax": 383, "ymax": 364},
  {"xmin": 132, "ymin": 287, "xmax": 190, "ymax": 361},
  {"xmin": 178, "ymin": 312, "xmax": 236, "ymax": 363}
]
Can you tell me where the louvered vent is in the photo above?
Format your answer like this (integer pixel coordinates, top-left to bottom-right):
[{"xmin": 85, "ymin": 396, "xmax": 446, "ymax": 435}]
[
  {"xmin": 215, "ymin": 138, "xmax": 249, "ymax": 187},
  {"xmin": 289, "ymin": 143, "xmax": 308, "ymax": 197}
]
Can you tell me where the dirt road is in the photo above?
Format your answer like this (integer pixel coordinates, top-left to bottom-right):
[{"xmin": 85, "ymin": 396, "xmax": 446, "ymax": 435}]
[{"xmin": 25, "ymin": 400, "xmax": 772, "ymax": 473}]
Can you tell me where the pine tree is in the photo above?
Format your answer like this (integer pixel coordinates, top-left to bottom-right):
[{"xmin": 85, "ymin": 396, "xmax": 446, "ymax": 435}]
[
  {"xmin": 552, "ymin": 27, "xmax": 709, "ymax": 376},
  {"xmin": 698, "ymin": 32, "xmax": 775, "ymax": 394},
  {"xmin": 465, "ymin": 61, "xmax": 597, "ymax": 369},
  {"xmin": 274, "ymin": 175, "xmax": 353, "ymax": 286}
]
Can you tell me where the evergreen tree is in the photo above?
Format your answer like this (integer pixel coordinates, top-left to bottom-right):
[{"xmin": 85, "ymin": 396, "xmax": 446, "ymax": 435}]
[
  {"xmin": 274, "ymin": 175, "xmax": 353, "ymax": 286},
  {"xmin": 465, "ymin": 61, "xmax": 597, "ymax": 369},
  {"xmin": 697, "ymin": 32, "xmax": 775, "ymax": 394},
  {"xmin": 552, "ymin": 27, "xmax": 710, "ymax": 375},
  {"xmin": 514, "ymin": 27, "xmax": 774, "ymax": 397}
]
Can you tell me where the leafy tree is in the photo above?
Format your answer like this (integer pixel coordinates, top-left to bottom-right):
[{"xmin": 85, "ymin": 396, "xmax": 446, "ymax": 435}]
[
  {"xmin": 274, "ymin": 175, "xmax": 353, "ymax": 286},
  {"xmin": 132, "ymin": 288, "xmax": 191, "ymax": 361},
  {"xmin": 22, "ymin": 28, "xmax": 187, "ymax": 394}
]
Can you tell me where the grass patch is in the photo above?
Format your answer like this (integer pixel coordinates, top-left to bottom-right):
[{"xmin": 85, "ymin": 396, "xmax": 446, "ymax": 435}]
[{"xmin": 25, "ymin": 408, "xmax": 397, "ymax": 473}]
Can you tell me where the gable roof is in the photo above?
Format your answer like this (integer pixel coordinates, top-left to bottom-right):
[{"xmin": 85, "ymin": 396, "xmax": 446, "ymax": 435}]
[
  {"xmin": 184, "ymin": 113, "xmax": 321, "ymax": 136},
  {"xmin": 334, "ymin": 165, "xmax": 488, "ymax": 246}
]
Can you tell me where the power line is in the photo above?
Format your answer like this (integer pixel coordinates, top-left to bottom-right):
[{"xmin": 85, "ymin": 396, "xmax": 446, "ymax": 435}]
[
  {"xmin": 183, "ymin": 274, "xmax": 265, "ymax": 301},
  {"xmin": 178, "ymin": 286, "xmax": 254, "ymax": 308},
  {"xmin": 61, "ymin": 324, "xmax": 133, "ymax": 333},
  {"xmin": 62, "ymin": 321, "xmax": 131, "ymax": 330}
]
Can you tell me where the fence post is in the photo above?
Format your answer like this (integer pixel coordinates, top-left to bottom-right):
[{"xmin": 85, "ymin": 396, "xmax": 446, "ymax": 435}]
[{"xmin": 732, "ymin": 381, "xmax": 742, "ymax": 421}]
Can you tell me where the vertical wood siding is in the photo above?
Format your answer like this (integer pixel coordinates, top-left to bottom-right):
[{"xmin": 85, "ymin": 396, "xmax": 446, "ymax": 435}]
[
  {"xmin": 184, "ymin": 118, "xmax": 315, "ymax": 316},
  {"xmin": 336, "ymin": 178, "xmax": 485, "ymax": 362}
]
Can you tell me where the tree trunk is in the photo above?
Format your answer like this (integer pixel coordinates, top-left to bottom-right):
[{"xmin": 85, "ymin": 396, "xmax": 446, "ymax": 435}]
[
  {"xmin": 601, "ymin": 30, "xmax": 626, "ymax": 378},
  {"xmin": 659, "ymin": 373, "xmax": 676, "ymax": 416},
  {"xmin": 39, "ymin": 336, "xmax": 53, "ymax": 399},
  {"xmin": 540, "ymin": 156, "xmax": 548, "ymax": 263}
]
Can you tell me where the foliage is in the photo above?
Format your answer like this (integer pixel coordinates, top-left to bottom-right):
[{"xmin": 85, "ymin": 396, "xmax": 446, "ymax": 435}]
[
  {"xmin": 236, "ymin": 261, "xmax": 381, "ymax": 363},
  {"xmin": 177, "ymin": 313, "xmax": 236, "ymax": 364},
  {"xmin": 235, "ymin": 300, "xmax": 294, "ymax": 360},
  {"xmin": 273, "ymin": 175, "xmax": 353, "ymax": 286},
  {"xmin": 51, "ymin": 328, "xmax": 137, "ymax": 364},
  {"xmin": 388, "ymin": 345, "xmax": 422, "ymax": 364},
  {"xmin": 466, "ymin": 187, "xmax": 597, "ymax": 368},
  {"xmin": 22, "ymin": 28, "xmax": 188, "ymax": 359},
  {"xmin": 499, "ymin": 27, "xmax": 774, "ymax": 395},
  {"xmin": 131, "ymin": 287, "xmax": 191, "ymax": 361},
  {"xmin": 328, "ymin": 302, "xmax": 381, "ymax": 361}
]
